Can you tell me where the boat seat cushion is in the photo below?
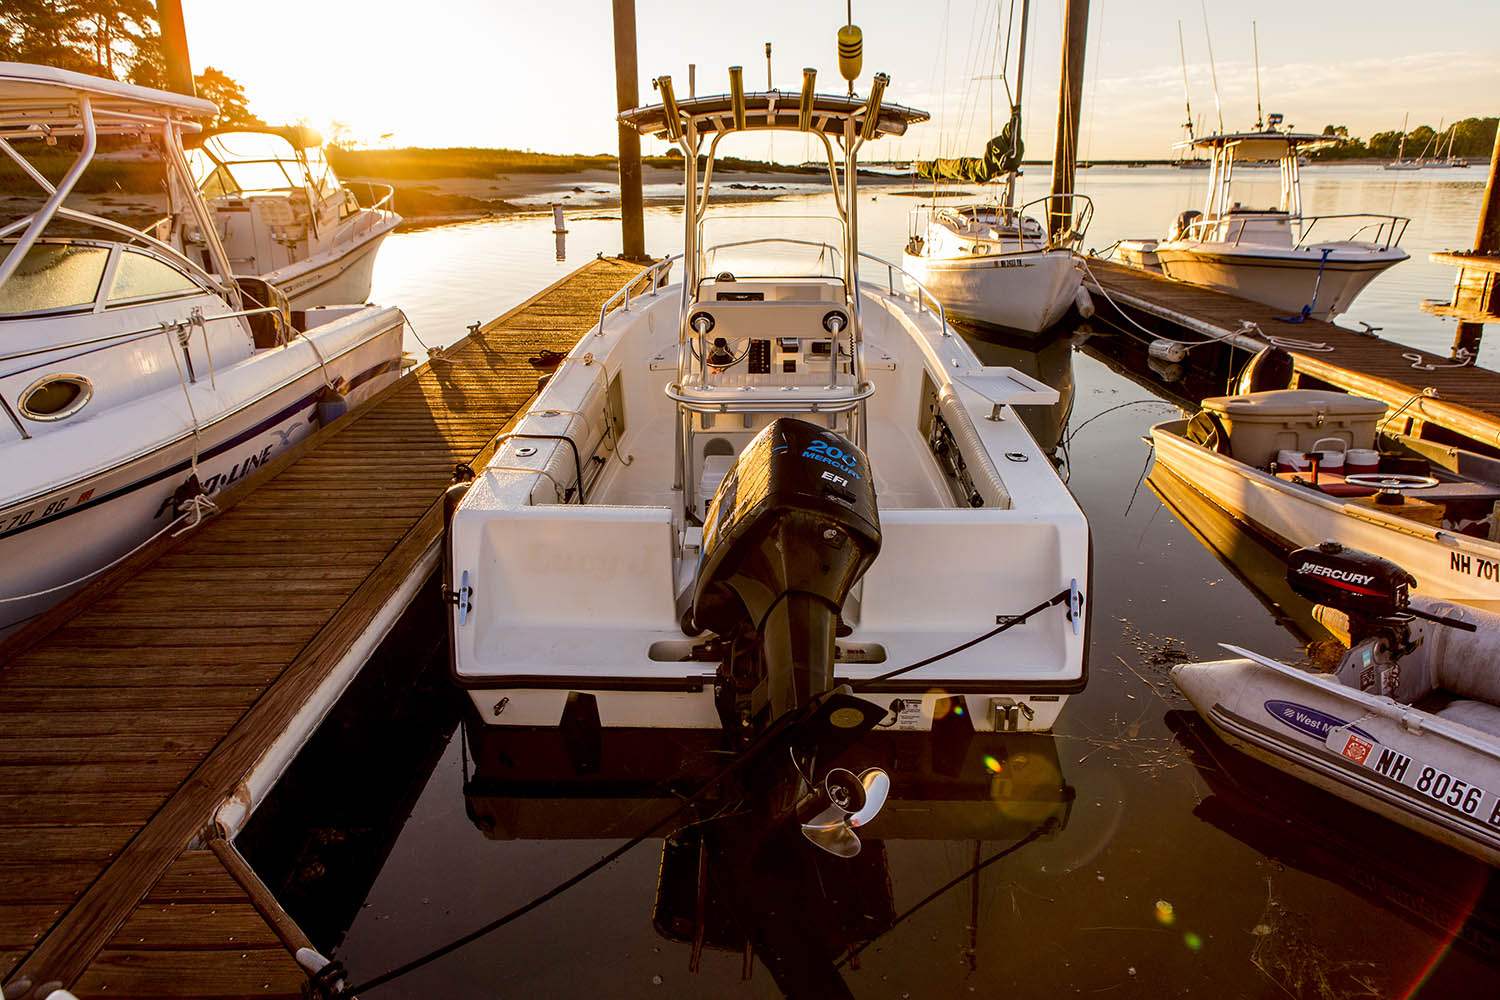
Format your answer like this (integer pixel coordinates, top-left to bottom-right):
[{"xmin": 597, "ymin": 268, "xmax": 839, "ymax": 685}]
[{"xmin": 1431, "ymin": 699, "xmax": 1500, "ymax": 739}]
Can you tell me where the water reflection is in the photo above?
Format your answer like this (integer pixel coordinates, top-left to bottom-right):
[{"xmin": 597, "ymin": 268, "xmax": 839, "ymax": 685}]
[
  {"xmin": 463, "ymin": 723, "xmax": 1073, "ymax": 998},
  {"xmin": 956, "ymin": 323, "xmax": 1076, "ymax": 457}
]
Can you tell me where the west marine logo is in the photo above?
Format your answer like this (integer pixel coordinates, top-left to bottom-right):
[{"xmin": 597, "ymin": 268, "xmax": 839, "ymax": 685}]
[{"xmin": 1296, "ymin": 563, "xmax": 1375, "ymax": 586}]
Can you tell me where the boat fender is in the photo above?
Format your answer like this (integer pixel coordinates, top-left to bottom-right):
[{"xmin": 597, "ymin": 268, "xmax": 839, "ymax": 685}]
[
  {"xmin": 1148, "ymin": 339, "xmax": 1188, "ymax": 364},
  {"xmin": 443, "ymin": 463, "xmax": 476, "ymax": 530},
  {"xmin": 316, "ymin": 378, "xmax": 349, "ymax": 427},
  {"xmin": 1073, "ymin": 285, "xmax": 1095, "ymax": 320}
]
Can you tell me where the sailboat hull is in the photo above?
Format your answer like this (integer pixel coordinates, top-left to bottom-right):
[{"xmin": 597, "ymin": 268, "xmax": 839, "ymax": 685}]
[{"xmin": 902, "ymin": 248, "xmax": 1083, "ymax": 334}]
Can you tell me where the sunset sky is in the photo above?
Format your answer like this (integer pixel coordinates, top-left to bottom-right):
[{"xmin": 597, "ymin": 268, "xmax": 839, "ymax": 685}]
[{"xmin": 183, "ymin": 0, "xmax": 1500, "ymax": 161}]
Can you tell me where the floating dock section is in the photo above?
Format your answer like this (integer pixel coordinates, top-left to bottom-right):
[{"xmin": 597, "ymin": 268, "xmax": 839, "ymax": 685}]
[
  {"xmin": 1085, "ymin": 259, "xmax": 1500, "ymax": 451},
  {"xmin": 0, "ymin": 257, "xmax": 647, "ymax": 999}
]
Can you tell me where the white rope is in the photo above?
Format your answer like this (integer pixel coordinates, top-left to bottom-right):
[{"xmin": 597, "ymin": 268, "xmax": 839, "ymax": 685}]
[
  {"xmin": 1235, "ymin": 320, "xmax": 1334, "ymax": 354},
  {"xmin": 1077, "ymin": 258, "xmax": 1232, "ymax": 349},
  {"xmin": 1403, "ymin": 348, "xmax": 1473, "ymax": 371},
  {"xmin": 0, "ymin": 493, "xmax": 216, "ymax": 604}
]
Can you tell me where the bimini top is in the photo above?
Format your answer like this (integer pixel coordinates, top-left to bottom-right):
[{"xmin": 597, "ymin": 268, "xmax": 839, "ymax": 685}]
[
  {"xmin": 620, "ymin": 89, "xmax": 928, "ymax": 141},
  {"xmin": 194, "ymin": 124, "xmax": 325, "ymax": 151},
  {"xmin": 1181, "ymin": 129, "xmax": 1335, "ymax": 159},
  {"xmin": 0, "ymin": 61, "xmax": 218, "ymax": 139}
]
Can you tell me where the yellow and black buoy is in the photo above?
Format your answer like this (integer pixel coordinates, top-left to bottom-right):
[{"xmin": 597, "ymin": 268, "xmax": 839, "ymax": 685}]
[{"xmin": 837, "ymin": 22, "xmax": 862, "ymax": 95}]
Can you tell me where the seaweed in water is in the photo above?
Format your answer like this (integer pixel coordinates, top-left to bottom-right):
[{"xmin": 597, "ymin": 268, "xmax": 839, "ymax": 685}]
[{"xmin": 1250, "ymin": 878, "xmax": 1380, "ymax": 1000}]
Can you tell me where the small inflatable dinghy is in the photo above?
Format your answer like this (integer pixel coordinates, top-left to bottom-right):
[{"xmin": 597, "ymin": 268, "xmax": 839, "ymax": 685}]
[{"xmin": 1173, "ymin": 542, "xmax": 1500, "ymax": 866}]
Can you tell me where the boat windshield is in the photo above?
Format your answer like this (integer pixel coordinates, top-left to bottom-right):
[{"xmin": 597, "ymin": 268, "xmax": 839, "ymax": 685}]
[
  {"xmin": 191, "ymin": 132, "xmax": 339, "ymax": 200},
  {"xmin": 699, "ymin": 215, "xmax": 845, "ymax": 279}
]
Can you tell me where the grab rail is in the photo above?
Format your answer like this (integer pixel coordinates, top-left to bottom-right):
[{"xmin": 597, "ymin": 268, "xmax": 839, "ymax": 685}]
[
  {"xmin": 595, "ymin": 254, "xmax": 680, "ymax": 336},
  {"xmin": 855, "ymin": 249, "xmax": 951, "ymax": 336}
]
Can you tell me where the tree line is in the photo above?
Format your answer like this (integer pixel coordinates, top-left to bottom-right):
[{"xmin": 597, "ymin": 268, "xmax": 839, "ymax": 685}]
[
  {"xmin": 0, "ymin": 1, "xmax": 261, "ymax": 126},
  {"xmin": 1312, "ymin": 118, "xmax": 1498, "ymax": 161}
]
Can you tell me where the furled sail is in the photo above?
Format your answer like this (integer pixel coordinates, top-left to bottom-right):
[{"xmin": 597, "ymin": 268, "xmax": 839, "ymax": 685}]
[{"xmin": 916, "ymin": 123, "xmax": 1023, "ymax": 183}]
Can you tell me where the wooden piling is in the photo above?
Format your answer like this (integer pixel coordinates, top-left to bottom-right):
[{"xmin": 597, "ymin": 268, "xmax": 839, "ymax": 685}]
[
  {"xmin": 153, "ymin": 0, "xmax": 195, "ymax": 97},
  {"xmin": 1049, "ymin": 0, "xmax": 1089, "ymax": 242},
  {"xmin": 611, "ymin": 0, "xmax": 647, "ymax": 263},
  {"xmin": 1449, "ymin": 130, "xmax": 1500, "ymax": 359}
]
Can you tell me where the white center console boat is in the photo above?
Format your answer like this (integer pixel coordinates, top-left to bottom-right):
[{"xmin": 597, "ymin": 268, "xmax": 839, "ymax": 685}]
[
  {"xmin": 446, "ymin": 70, "xmax": 1090, "ymax": 741},
  {"xmin": 1117, "ymin": 118, "xmax": 1408, "ymax": 321},
  {"xmin": 0, "ymin": 64, "xmax": 405, "ymax": 637}
]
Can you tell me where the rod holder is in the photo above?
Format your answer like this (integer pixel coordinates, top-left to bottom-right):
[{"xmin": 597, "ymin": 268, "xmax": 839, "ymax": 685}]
[
  {"xmin": 729, "ymin": 66, "xmax": 746, "ymax": 130},
  {"xmin": 859, "ymin": 72, "xmax": 889, "ymax": 142},
  {"xmin": 655, "ymin": 76, "xmax": 682, "ymax": 141},
  {"xmin": 798, "ymin": 68, "xmax": 817, "ymax": 131}
]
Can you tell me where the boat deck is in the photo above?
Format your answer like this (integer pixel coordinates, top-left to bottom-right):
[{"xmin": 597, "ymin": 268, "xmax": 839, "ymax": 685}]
[
  {"xmin": 0, "ymin": 257, "xmax": 647, "ymax": 999},
  {"xmin": 1084, "ymin": 258, "xmax": 1500, "ymax": 450}
]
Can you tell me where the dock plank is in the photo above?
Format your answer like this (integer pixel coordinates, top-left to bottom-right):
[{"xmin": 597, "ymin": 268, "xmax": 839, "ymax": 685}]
[{"xmin": 0, "ymin": 257, "xmax": 645, "ymax": 996}]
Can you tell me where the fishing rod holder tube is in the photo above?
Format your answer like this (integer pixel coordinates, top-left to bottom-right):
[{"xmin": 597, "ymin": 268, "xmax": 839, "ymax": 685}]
[
  {"xmin": 798, "ymin": 68, "xmax": 818, "ymax": 130},
  {"xmin": 729, "ymin": 66, "xmax": 746, "ymax": 130},
  {"xmin": 654, "ymin": 76, "xmax": 682, "ymax": 141},
  {"xmin": 859, "ymin": 73, "xmax": 889, "ymax": 142}
]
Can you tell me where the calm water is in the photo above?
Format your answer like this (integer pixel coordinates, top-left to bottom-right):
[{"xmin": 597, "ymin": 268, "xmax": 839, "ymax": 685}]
[{"xmin": 242, "ymin": 169, "xmax": 1500, "ymax": 998}]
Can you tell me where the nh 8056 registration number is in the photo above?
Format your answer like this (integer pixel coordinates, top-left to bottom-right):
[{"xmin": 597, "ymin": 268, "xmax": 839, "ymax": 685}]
[{"xmin": 1325, "ymin": 727, "xmax": 1500, "ymax": 829}]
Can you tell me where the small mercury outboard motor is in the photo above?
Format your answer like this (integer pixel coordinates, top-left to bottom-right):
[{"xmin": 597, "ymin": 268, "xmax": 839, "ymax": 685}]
[
  {"xmin": 687, "ymin": 417, "xmax": 882, "ymax": 742},
  {"xmin": 1287, "ymin": 541, "xmax": 1474, "ymax": 696}
]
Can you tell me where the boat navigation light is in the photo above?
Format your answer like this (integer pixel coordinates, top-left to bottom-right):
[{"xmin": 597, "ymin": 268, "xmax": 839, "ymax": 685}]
[
  {"xmin": 729, "ymin": 65, "xmax": 746, "ymax": 130},
  {"xmin": 798, "ymin": 67, "xmax": 818, "ymax": 131},
  {"xmin": 859, "ymin": 72, "xmax": 889, "ymax": 142},
  {"xmin": 653, "ymin": 76, "xmax": 682, "ymax": 141}
]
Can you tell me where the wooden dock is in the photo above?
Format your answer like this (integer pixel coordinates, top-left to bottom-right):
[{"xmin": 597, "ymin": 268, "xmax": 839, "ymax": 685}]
[
  {"xmin": 0, "ymin": 256, "xmax": 646, "ymax": 1000},
  {"xmin": 1084, "ymin": 258, "xmax": 1500, "ymax": 451}
]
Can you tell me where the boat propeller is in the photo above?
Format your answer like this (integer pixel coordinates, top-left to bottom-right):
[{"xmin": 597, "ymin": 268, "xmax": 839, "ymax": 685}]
[{"xmin": 796, "ymin": 765, "xmax": 890, "ymax": 858}]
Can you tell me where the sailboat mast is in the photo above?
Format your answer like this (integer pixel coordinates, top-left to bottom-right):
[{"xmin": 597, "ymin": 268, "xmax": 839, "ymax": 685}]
[
  {"xmin": 1005, "ymin": 0, "xmax": 1030, "ymax": 208},
  {"xmin": 1397, "ymin": 111, "xmax": 1409, "ymax": 161},
  {"xmin": 1252, "ymin": 21, "xmax": 1263, "ymax": 130}
]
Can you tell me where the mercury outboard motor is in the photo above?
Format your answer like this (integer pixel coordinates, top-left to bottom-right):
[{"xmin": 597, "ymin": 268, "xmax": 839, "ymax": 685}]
[
  {"xmin": 1286, "ymin": 541, "xmax": 1475, "ymax": 696},
  {"xmin": 687, "ymin": 417, "xmax": 882, "ymax": 743}
]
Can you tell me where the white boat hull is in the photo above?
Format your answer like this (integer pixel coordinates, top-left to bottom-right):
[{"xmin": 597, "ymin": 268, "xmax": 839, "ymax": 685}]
[
  {"xmin": 1173, "ymin": 655, "xmax": 1500, "ymax": 866},
  {"xmin": 1150, "ymin": 419, "xmax": 1500, "ymax": 611},
  {"xmin": 1153, "ymin": 243, "xmax": 1405, "ymax": 320},
  {"xmin": 902, "ymin": 248, "xmax": 1082, "ymax": 333},
  {"xmin": 264, "ymin": 218, "xmax": 397, "ymax": 310},
  {"xmin": 0, "ymin": 311, "xmax": 404, "ymax": 636},
  {"xmin": 449, "ymin": 276, "xmax": 1091, "ymax": 733}
]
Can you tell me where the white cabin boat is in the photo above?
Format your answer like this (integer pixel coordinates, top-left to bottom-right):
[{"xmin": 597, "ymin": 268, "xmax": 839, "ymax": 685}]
[
  {"xmin": 0, "ymin": 64, "xmax": 405, "ymax": 637},
  {"xmin": 1173, "ymin": 543, "xmax": 1500, "ymax": 867},
  {"xmin": 446, "ymin": 76, "xmax": 1090, "ymax": 739},
  {"xmin": 1150, "ymin": 388, "xmax": 1500, "ymax": 612},
  {"xmin": 1117, "ymin": 119, "xmax": 1409, "ymax": 320},
  {"xmin": 170, "ymin": 126, "xmax": 400, "ymax": 309}
]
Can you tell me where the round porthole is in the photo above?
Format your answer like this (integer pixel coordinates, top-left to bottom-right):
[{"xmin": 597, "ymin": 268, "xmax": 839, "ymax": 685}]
[{"xmin": 19, "ymin": 374, "xmax": 93, "ymax": 421}]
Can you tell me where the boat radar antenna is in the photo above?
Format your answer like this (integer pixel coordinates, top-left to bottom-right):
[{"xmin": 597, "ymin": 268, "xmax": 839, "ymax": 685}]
[
  {"xmin": 839, "ymin": 3, "xmax": 862, "ymax": 97},
  {"xmin": 1252, "ymin": 20, "xmax": 1263, "ymax": 131},
  {"xmin": 1199, "ymin": 0, "xmax": 1224, "ymax": 134}
]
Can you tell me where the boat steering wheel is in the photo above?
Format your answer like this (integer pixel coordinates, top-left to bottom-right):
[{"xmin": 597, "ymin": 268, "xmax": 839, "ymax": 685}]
[{"xmin": 1342, "ymin": 473, "xmax": 1441, "ymax": 491}]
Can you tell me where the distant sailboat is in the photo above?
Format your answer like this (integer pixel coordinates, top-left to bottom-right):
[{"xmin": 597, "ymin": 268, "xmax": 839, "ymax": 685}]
[{"xmin": 1385, "ymin": 112, "xmax": 1422, "ymax": 171}]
